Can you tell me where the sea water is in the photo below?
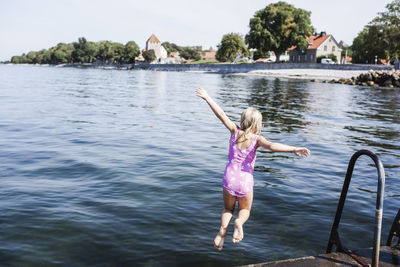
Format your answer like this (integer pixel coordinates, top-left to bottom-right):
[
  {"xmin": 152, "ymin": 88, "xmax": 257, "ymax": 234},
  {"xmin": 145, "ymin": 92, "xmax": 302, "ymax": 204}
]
[{"xmin": 0, "ymin": 65, "xmax": 399, "ymax": 266}]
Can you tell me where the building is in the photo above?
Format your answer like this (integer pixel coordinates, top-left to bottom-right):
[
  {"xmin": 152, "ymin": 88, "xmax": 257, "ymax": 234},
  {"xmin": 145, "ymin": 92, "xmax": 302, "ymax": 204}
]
[
  {"xmin": 289, "ymin": 32, "xmax": 342, "ymax": 63},
  {"xmin": 145, "ymin": 34, "xmax": 168, "ymax": 63},
  {"xmin": 165, "ymin": 51, "xmax": 184, "ymax": 64},
  {"xmin": 201, "ymin": 51, "xmax": 216, "ymax": 61}
]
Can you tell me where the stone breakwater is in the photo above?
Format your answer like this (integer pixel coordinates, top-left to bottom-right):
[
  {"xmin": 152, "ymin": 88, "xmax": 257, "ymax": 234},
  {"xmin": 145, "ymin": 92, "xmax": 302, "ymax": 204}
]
[{"xmin": 330, "ymin": 70, "xmax": 400, "ymax": 88}]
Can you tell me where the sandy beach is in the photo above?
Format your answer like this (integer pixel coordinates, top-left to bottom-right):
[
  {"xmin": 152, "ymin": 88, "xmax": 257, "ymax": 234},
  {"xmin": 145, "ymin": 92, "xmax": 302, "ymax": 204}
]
[{"xmin": 238, "ymin": 68, "xmax": 367, "ymax": 81}]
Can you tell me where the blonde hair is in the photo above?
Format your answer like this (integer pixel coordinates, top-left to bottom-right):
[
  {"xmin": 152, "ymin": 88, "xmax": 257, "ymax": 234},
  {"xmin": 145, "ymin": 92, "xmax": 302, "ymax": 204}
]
[{"xmin": 237, "ymin": 107, "xmax": 262, "ymax": 143}]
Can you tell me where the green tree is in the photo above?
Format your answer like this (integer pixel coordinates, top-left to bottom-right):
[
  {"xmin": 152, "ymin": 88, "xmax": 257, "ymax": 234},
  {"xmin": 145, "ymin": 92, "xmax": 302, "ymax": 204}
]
[
  {"xmin": 36, "ymin": 49, "xmax": 51, "ymax": 64},
  {"xmin": 110, "ymin": 42, "xmax": 125, "ymax": 63},
  {"xmin": 96, "ymin": 41, "xmax": 125, "ymax": 63},
  {"xmin": 161, "ymin": 41, "xmax": 179, "ymax": 55},
  {"xmin": 373, "ymin": 0, "xmax": 400, "ymax": 58},
  {"xmin": 11, "ymin": 56, "xmax": 23, "ymax": 64},
  {"xmin": 86, "ymin": 41, "xmax": 98, "ymax": 63},
  {"xmin": 352, "ymin": 0, "xmax": 400, "ymax": 63},
  {"xmin": 9, "ymin": 37, "xmax": 144, "ymax": 65},
  {"xmin": 52, "ymin": 50, "xmax": 68, "ymax": 64},
  {"xmin": 352, "ymin": 25, "xmax": 388, "ymax": 63},
  {"xmin": 72, "ymin": 37, "xmax": 91, "ymax": 63},
  {"xmin": 245, "ymin": 1, "xmax": 314, "ymax": 62},
  {"xmin": 97, "ymin": 41, "xmax": 114, "ymax": 63},
  {"xmin": 178, "ymin": 46, "xmax": 201, "ymax": 61},
  {"xmin": 124, "ymin": 41, "xmax": 140, "ymax": 63},
  {"xmin": 142, "ymin": 49, "xmax": 156, "ymax": 63},
  {"xmin": 25, "ymin": 51, "xmax": 38, "ymax": 64},
  {"xmin": 19, "ymin": 53, "xmax": 28, "ymax": 63},
  {"xmin": 216, "ymin": 33, "xmax": 248, "ymax": 62},
  {"xmin": 48, "ymin": 43, "xmax": 74, "ymax": 64}
]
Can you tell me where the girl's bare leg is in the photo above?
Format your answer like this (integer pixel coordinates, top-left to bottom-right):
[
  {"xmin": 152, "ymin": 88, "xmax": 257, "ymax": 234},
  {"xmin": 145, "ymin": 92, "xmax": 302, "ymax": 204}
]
[
  {"xmin": 233, "ymin": 190, "xmax": 253, "ymax": 243},
  {"xmin": 214, "ymin": 188, "xmax": 236, "ymax": 251}
]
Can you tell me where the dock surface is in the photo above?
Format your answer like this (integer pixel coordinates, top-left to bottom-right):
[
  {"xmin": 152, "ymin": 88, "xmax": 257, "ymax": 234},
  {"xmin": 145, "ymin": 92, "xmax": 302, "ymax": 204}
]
[{"xmin": 242, "ymin": 246, "xmax": 399, "ymax": 267}]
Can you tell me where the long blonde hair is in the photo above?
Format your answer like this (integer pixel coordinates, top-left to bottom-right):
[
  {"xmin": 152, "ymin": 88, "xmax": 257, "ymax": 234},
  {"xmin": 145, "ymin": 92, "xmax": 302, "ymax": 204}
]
[{"xmin": 237, "ymin": 107, "xmax": 262, "ymax": 143}]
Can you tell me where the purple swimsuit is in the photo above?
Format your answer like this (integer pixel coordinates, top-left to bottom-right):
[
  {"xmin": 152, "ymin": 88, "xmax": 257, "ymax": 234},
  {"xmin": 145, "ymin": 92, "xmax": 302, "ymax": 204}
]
[{"xmin": 223, "ymin": 128, "xmax": 258, "ymax": 197}]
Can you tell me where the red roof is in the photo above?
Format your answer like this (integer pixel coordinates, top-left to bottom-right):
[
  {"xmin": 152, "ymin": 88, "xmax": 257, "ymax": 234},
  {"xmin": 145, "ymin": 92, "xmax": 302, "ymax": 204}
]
[
  {"xmin": 289, "ymin": 34, "xmax": 331, "ymax": 51},
  {"xmin": 147, "ymin": 34, "xmax": 160, "ymax": 43},
  {"xmin": 169, "ymin": 52, "xmax": 178, "ymax": 58}
]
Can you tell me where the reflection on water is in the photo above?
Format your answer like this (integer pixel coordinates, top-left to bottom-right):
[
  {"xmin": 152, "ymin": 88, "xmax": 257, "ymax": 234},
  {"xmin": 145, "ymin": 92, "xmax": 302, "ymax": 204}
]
[{"xmin": 0, "ymin": 65, "xmax": 399, "ymax": 266}]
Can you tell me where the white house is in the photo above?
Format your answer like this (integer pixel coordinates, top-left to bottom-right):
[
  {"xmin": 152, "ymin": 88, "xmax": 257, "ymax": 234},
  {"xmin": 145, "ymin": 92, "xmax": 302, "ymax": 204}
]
[
  {"xmin": 289, "ymin": 32, "xmax": 342, "ymax": 63},
  {"xmin": 145, "ymin": 34, "xmax": 168, "ymax": 63}
]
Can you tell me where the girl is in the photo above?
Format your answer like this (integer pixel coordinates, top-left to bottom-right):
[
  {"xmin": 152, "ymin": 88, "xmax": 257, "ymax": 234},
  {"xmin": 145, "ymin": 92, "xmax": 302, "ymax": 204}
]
[{"xmin": 196, "ymin": 88, "xmax": 310, "ymax": 251}]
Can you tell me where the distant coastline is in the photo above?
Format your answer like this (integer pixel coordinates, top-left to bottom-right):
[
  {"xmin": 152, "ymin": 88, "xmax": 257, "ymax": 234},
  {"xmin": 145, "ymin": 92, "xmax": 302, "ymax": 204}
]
[{"xmin": 3, "ymin": 62, "xmax": 394, "ymax": 82}]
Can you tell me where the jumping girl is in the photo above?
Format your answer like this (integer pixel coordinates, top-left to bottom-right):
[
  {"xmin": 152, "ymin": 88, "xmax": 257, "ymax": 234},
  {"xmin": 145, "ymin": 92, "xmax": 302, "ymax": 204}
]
[{"xmin": 196, "ymin": 88, "xmax": 310, "ymax": 251}]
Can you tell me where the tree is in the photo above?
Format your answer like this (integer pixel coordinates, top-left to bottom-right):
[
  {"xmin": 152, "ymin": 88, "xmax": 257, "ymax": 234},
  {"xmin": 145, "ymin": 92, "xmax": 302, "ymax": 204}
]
[
  {"xmin": 110, "ymin": 42, "xmax": 125, "ymax": 63},
  {"xmin": 245, "ymin": 1, "xmax": 314, "ymax": 62},
  {"xmin": 216, "ymin": 33, "xmax": 248, "ymax": 62},
  {"xmin": 352, "ymin": 25, "xmax": 388, "ymax": 63},
  {"xmin": 25, "ymin": 51, "xmax": 38, "ymax": 64},
  {"xmin": 9, "ymin": 37, "xmax": 143, "ymax": 65},
  {"xmin": 36, "ymin": 49, "xmax": 51, "ymax": 64},
  {"xmin": 86, "ymin": 41, "xmax": 98, "ymax": 63},
  {"xmin": 124, "ymin": 41, "xmax": 140, "ymax": 63},
  {"xmin": 97, "ymin": 41, "xmax": 114, "ymax": 63},
  {"xmin": 178, "ymin": 46, "xmax": 201, "ymax": 61},
  {"xmin": 373, "ymin": 0, "xmax": 400, "ymax": 58},
  {"xmin": 352, "ymin": 0, "xmax": 400, "ymax": 63},
  {"xmin": 161, "ymin": 41, "xmax": 179, "ymax": 55},
  {"xmin": 48, "ymin": 43, "xmax": 74, "ymax": 64},
  {"xmin": 52, "ymin": 50, "xmax": 68, "ymax": 64},
  {"xmin": 72, "ymin": 37, "xmax": 90, "ymax": 63},
  {"xmin": 11, "ymin": 56, "xmax": 23, "ymax": 64},
  {"xmin": 142, "ymin": 49, "xmax": 156, "ymax": 63}
]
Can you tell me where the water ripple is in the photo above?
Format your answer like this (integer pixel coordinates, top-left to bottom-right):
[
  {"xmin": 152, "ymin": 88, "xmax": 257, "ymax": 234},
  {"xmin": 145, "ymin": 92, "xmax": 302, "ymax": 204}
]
[{"xmin": 0, "ymin": 65, "xmax": 399, "ymax": 266}]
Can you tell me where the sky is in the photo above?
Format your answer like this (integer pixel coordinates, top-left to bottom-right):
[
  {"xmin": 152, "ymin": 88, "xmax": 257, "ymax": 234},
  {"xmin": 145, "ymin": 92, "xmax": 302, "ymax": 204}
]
[{"xmin": 0, "ymin": 0, "xmax": 393, "ymax": 61}]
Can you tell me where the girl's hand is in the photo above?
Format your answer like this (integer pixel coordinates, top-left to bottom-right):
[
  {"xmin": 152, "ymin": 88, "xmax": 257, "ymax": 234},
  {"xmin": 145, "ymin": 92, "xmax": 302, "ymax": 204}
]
[
  {"xmin": 293, "ymin": 147, "xmax": 310, "ymax": 157},
  {"xmin": 196, "ymin": 88, "xmax": 209, "ymax": 100}
]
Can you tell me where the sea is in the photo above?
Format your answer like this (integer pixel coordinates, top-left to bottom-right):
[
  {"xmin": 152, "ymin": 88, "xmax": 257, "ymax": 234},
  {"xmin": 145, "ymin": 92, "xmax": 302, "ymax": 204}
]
[{"xmin": 0, "ymin": 64, "xmax": 399, "ymax": 266}]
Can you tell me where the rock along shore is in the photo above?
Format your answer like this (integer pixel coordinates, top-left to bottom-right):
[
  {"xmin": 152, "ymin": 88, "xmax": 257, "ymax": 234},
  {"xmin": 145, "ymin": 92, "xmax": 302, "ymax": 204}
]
[{"xmin": 329, "ymin": 69, "xmax": 400, "ymax": 88}]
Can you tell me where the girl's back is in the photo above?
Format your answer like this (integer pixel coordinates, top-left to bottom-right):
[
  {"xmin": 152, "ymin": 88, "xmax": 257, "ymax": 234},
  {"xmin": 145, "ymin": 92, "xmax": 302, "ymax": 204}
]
[{"xmin": 235, "ymin": 130, "xmax": 258, "ymax": 151}]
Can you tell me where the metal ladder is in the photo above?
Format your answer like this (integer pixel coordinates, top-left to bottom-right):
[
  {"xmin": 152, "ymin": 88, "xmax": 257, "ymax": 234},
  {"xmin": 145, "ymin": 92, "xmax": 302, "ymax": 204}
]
[{"xmin": 326, "ymin": 149, "xmax": 386, "ymax": 267}]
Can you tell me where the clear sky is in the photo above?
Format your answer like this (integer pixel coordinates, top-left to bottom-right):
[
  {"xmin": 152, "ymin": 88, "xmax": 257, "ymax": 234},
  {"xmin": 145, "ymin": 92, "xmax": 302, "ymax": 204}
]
[{"xmin": 0, "ymin": 0, "xmax": 393, "ymax": 61}]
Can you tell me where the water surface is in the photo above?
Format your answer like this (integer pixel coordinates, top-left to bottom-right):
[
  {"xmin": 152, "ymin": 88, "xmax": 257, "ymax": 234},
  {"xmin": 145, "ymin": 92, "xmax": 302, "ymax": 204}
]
[{"xmin": 0, "ymin": 65, "xmax": 399, "ymax": 266}]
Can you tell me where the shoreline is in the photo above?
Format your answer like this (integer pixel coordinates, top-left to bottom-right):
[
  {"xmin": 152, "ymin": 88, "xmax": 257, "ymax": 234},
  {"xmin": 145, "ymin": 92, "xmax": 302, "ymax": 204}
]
[
  {"xmin": 2, "ymin": 62, "xmax": 395, "ymax": 83},
  {"xmin": 232, "ymin": 69, "xmax": 367, "ymax": 81}
]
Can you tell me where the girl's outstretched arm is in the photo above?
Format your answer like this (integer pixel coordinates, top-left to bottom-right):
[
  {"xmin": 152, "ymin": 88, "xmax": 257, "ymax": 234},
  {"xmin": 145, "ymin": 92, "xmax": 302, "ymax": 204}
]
[
  {"xmin": 257, "ymin": 136, "xmax": 310, "ymax": 157},
  {"xmin": 196, "ymin": 88, "xmax": 237, "ymax": 133}
]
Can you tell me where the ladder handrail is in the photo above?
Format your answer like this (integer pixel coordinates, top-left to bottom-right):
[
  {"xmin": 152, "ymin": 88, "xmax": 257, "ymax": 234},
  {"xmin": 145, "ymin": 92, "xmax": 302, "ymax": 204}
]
[{"xmin": 326, "ymin": 149, "xmax": 385, "ymax": 267}]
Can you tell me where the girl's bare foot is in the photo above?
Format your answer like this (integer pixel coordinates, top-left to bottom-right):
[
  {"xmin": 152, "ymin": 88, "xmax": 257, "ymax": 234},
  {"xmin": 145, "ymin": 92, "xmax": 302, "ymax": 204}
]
[
  {"xmin": 214, "ymin": 226, "xmax": 228, "ymax": 251},
  {"xmin": 232, "ymin": 219, "xmax": 244, "ymax": 243}
]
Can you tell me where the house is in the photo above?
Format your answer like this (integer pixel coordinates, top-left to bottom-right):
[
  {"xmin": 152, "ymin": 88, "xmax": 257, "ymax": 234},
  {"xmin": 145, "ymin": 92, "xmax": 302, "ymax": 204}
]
[
  {"xmin": 165, "ymin": 51, "xmax": 184, "ymax": 64},
  {"xmin": 201, "ymin": 51, "xmax": 216, "ymax": 61},
  {"xmin": 289, "ymin": 32, "xmax": 342, "ymax": 63},
  {"xmin": 145, "ymin": 34, "xmax": 168, "ymax": 63}
]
